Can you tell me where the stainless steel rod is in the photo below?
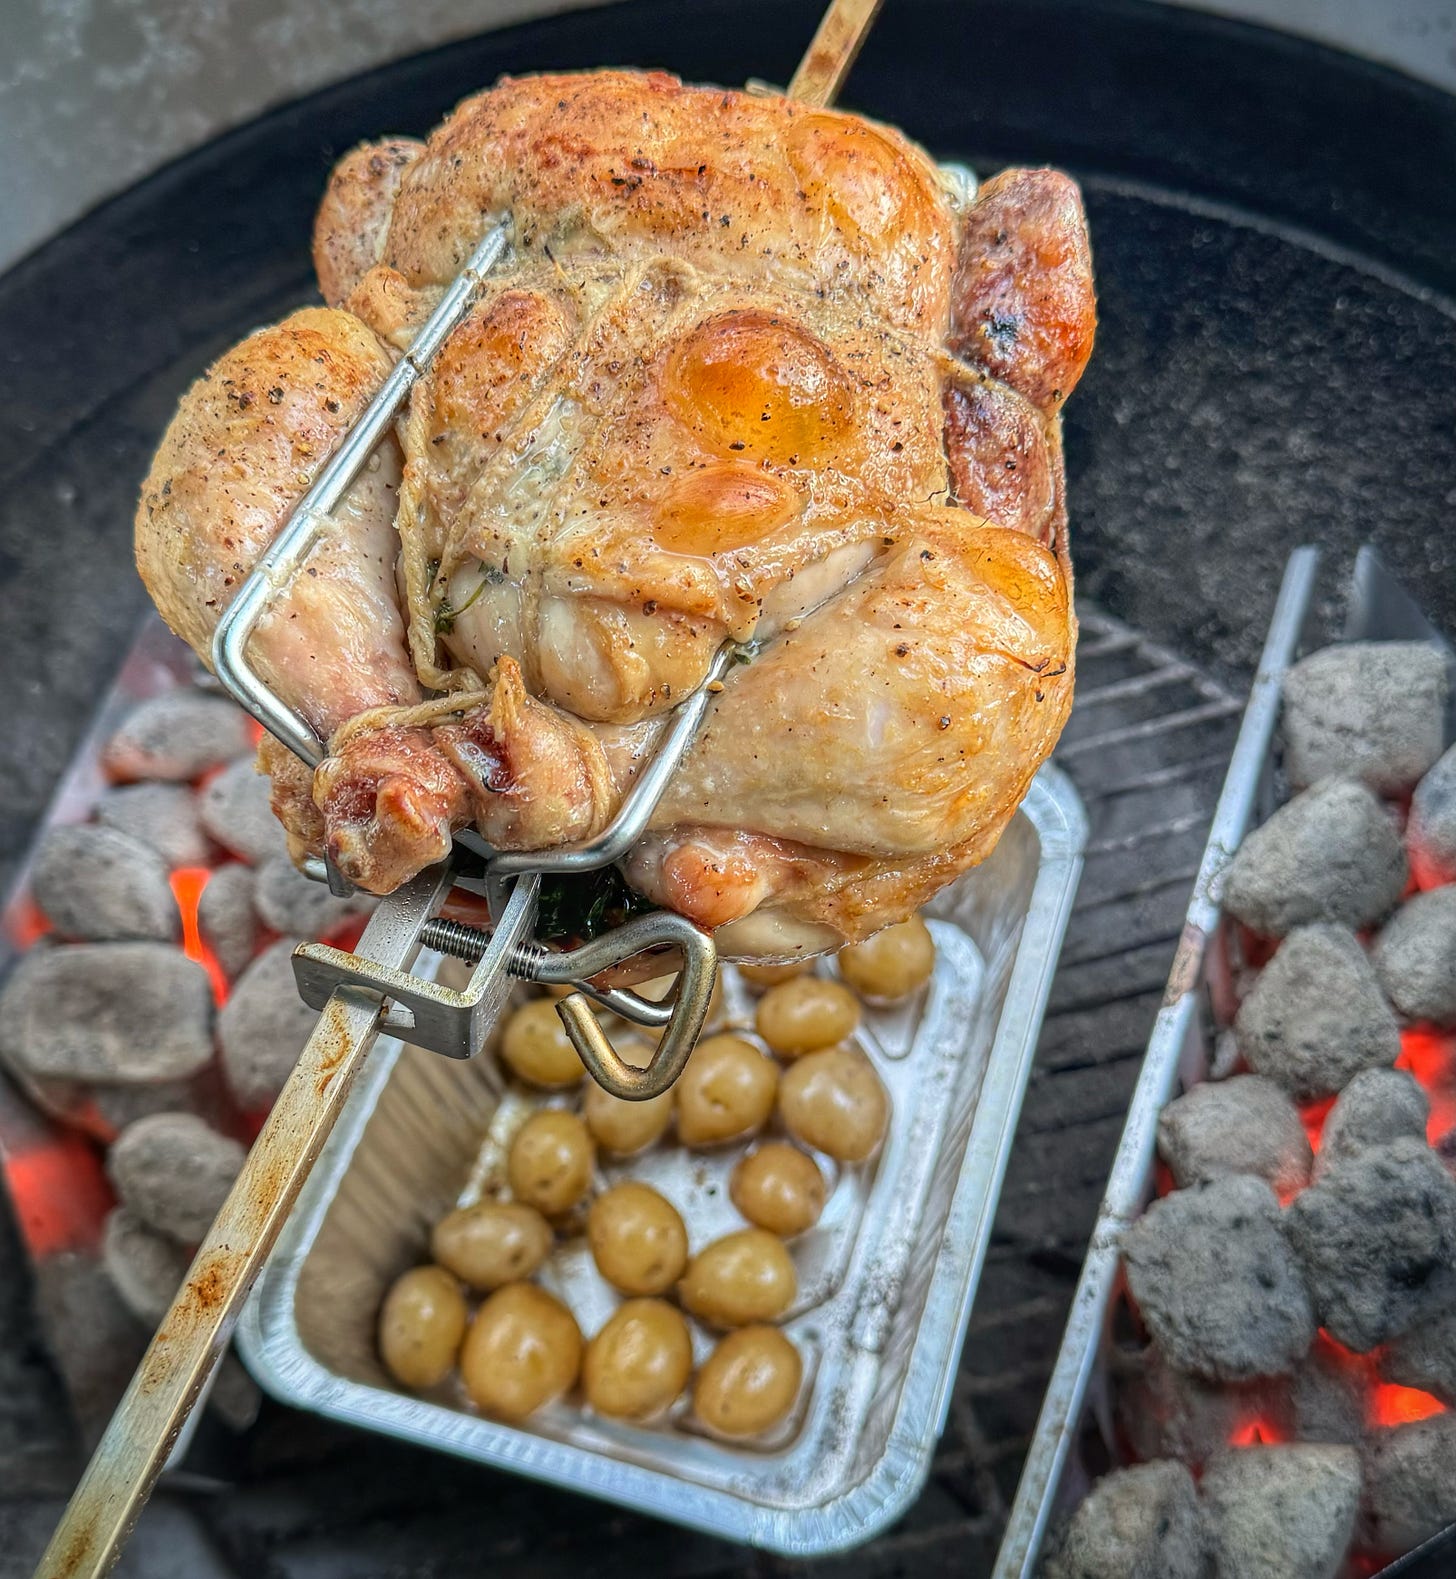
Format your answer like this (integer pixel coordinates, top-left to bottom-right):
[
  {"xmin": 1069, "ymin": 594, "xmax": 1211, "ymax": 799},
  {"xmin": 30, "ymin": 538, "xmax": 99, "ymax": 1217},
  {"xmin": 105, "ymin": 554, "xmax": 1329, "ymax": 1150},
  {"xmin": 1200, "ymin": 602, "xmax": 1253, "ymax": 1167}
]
[{"xmin": 210, "ymin": 219, "xmax": 510, "ymax": 767}]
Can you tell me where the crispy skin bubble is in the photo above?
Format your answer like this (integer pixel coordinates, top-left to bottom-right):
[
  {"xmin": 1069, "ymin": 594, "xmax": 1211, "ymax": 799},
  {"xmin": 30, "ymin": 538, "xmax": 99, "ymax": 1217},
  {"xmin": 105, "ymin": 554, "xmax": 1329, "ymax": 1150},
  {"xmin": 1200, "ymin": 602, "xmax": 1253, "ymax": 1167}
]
[
  {"xmin": 653, "ymin": 462, "xmax": 799, "ymax": 555},
  {"xmin": 664, "ymin": 310, "xmax": 856, "ymax": 467}
]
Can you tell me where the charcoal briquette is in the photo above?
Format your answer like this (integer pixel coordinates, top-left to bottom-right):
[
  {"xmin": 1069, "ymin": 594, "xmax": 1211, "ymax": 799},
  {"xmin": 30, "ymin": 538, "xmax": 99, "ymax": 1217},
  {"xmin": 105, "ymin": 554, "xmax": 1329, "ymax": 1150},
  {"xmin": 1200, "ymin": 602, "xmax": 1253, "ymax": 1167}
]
[{"xmin": 1222, "ymin": 778, "xmax": 1407, "ymax": 938}]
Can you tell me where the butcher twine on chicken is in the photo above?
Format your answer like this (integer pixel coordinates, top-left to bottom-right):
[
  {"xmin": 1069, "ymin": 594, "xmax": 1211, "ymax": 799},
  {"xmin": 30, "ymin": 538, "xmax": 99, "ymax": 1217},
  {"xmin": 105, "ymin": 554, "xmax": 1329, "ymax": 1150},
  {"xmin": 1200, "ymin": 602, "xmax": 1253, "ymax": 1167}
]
[{"xmin": 135, "ymin": 71, "xmax": 1095, "ymax": 959}]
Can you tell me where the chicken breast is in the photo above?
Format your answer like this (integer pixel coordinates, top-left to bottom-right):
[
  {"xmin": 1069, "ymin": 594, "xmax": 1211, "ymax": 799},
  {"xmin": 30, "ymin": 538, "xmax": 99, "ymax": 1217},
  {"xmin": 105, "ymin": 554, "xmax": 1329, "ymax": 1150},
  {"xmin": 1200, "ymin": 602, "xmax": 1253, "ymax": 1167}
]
[{"xmin": 136, "ymin": 70, "xmax": 1094, "ymax": 954}]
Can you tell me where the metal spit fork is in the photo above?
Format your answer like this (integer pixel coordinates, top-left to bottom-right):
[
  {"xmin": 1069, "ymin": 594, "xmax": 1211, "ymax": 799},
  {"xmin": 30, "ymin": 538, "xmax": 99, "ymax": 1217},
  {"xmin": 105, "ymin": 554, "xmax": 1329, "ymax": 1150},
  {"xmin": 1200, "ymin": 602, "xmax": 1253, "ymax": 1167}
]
[{"xmin": 34, "ymin": 2, "xmax": 884, "ymax": 1572}]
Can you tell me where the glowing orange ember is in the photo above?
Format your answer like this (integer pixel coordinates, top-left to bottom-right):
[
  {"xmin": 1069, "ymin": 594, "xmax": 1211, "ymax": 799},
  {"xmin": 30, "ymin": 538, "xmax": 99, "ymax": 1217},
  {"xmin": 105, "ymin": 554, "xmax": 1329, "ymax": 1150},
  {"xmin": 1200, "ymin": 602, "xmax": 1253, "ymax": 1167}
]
[
  {"xmin": 1395, "ymin": 1027, "xmax": 1456, "ymax": 1144},
  {"xmin": 170, "ymin": 866, "xmax": 229, "ymax": 1004},
  {"xmin": 1228, "ymin": 1416, "xmax": 1284, "ymax": 1447},
  {"xmin": 1299, "ymin": 1095, "xmax": 1336, "ymax": 1156},
  {"xmin": 5, "ymin": 895, "xmax": 52, "ymax": 951},
  {"xmin": 1368, "ymin": 1382, "xmax": 1446, "ymax": 1429},
  {"xmin": 5, "ymin": 1133, "xmax": 113, "ymax": 1256}
]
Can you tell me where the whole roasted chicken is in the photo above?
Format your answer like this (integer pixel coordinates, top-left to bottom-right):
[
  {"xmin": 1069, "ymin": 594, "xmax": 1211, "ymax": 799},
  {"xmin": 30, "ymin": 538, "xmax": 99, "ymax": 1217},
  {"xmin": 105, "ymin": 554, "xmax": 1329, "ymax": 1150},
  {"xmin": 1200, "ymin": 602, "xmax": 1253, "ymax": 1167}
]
[{"xmin": 136, "ymin": 71, "xmax": 1094, "ymax": 958}]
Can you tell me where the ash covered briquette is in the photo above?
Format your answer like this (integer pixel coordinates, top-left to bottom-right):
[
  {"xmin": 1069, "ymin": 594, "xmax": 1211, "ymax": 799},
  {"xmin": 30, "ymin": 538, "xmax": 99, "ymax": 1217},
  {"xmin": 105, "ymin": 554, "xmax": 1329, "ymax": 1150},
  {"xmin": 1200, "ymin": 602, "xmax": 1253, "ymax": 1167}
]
[
  {"xmin": 1235, "ymin": 924, "xmax": 1400, "ymax": 1099},
  {"xmin": 1281, "ymin": 641, "xmax": 1449, "ymax": 797},
  {"xmin": 1114, "ymin": 1347, "xmax": 1288, "ymax": 1466},
  {"xmin": 1039, "ymin": 1459, "xmax": 1207, "ymax": 1579},
  {"xmin": 101, "ymin": 692, "xmax": 254, "ymax": 782},
  {"xmin": 108, "ymin": 1112, "xmax": 245, "ymax": 1244},
  {"xmin": 0, "ymin": 941, "xmax": 214, "ymax": 1085},
  {"xmin": 218, "ymin": 936, "xmax": 317, "ymax": 1108},
  {"xmin": 1156, "ymin": 1075, "xmax": 1310, "ymax": 1195},
  {"xmin": 1289, "ymin": 1339, "xmax": 1368, "ymax": 1447},
  {"xmin": 1410, "ymin": 743, "xmax": 1456, "ymax": 890},
  {"xmin": 1122, "ymin": 1175, "xmax": 1314, "ymax": 1381},
  {"xmin": 198, "ymin": 754, "xmax": 288, "ymax": 864},
  {"xmin": 253, "ymin": 855, "xmax": 374, "ymax": 937},
  {"xmin": 1363, "ymin": 1410, "xmax": 1456, "ymax": 1553},
  {"xmin": 1201, "ymin": 1442, "xmax": 1360, "ymax": 1579},
  {"xmin": 96, "ymin": 781, "xmax": 210, "ymax": 868},
  {"xmin": 196, "ymin": 862, "xmax": 260, "ymax": 981},
  {"xmin": 30, "ymin": 824, "xmax": 179, "ymax": 943},
  {"xmin": 1382, "ymin": 1306, "xmax": 1456, "ymax": 1406},
  {"xmin": 102, "ymin": 1206, "xmax": 191, "ymax": 1325},
  {"xmin": 1313, "ymin": 1068, "xmax": 1430, "ymax": 1181},
  {"xmin": 1221, "ymin": 778, "xmax": 1408, "ymax": 937},
  {"xmin": 1285, "ymin": 1137, "xmax": 1456, "ymax": 1351},
  {"xmin": 1374, "ymin": 887, "xmax": 1456, "ymax": 1026}
]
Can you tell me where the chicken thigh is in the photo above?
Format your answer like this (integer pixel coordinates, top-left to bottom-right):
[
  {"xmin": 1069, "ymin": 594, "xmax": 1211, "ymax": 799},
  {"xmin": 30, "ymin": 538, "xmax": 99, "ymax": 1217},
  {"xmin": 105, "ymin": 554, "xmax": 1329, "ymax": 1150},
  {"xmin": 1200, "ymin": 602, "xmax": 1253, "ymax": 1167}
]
[{"xmin": 136, "ymin": 70, "xmax": 1094, "ymax": 954}]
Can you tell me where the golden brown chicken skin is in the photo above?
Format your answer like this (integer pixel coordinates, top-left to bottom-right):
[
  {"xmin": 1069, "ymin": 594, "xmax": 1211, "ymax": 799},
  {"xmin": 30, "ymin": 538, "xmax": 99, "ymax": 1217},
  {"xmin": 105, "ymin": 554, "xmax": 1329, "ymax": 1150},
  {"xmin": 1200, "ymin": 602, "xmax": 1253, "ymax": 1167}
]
[{"xmin": 135, "ymin": 69, "xmax": 1094, "ymax": 954}]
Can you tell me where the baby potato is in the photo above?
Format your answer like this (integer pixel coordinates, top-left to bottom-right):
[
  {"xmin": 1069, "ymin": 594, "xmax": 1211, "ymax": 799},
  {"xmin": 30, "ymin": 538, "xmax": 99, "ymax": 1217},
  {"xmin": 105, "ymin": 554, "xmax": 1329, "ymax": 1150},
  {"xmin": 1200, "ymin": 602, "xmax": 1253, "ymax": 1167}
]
[
  {"xmin": 837, "ymin": 916, "xmax": 936, "ymax": 1000},
  {"xmin": 507, "ymin": 1109, "xmax": 595, "ymax": 1215},
  {"xmin": 675, "ymin": 1034, "xmax": 778, "ymax": 1147},
  {"xmin": 500, "ymin": 997, "xmax": 585, "ymax": 1087},
  {"xmin": 459, "ymin": 1282, "xmax": 582, "ymax": 1422},
  {"xmin": 730, "ymin": 1143, "xmax": 826, "ymax": 1238},
  {"xmin": 693, "ymin": 1325, "xmax": 803, "ymax": 1438},
  {"xmin": 583, "ymin": 1297, "xmax": 693, "ymax": 1420},
  {"xmin": 755, "ymin": 977, "xmax": 859, "ymax": 1059},
  {"xmin": 583, "ymin": 1036, "xmax": 674, "ymax": 1155},
  {"xmin": 737, "ymin": 960, "xmax": 810, "ymax": 988},
  {"xmin": 430, "ymin": 1201, "xmax": 553, "ymax": 1292},
  {"xmin": 778, "ymin": 1046, "xmax": 888, "ymax": 1162},
  {"xmin": 588, "ymin": 1181, "xmax": 689, "ymax": 1296},
  {"xmin": 378, "ymin": 1265, "xmax": 467, "ymax": 1391},
  {"xmin": 679, "ymin": 1228, "xmax": 796, "ymax": 1326}
]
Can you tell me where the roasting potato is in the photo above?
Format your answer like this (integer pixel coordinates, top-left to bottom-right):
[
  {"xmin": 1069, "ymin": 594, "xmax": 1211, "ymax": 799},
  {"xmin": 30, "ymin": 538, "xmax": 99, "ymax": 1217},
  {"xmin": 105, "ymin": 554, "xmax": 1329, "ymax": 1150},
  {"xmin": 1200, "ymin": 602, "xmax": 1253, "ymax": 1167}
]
[
  {"xmin": 582, "ymin": 1036, "xmax": 674, "ymax": 1155},
  {"xmin": 500, "ymin": 997, "xmax": 586, "ymax": 1087},
  {"xmin": 755, "ymin": 977, "xmax": 860, "ymax": 1059},
  {"xmin": 459, "ymin": 1281, "xmax": 582, "ymax": 1421},
  {"xmin": 588, "ymin": 1181, "xmax": 689, "ymax": 1296},
  {"xmin": 582, "ymin": 1297, "xmax": 693, "ymax": 1420},
  {"xmin": 679, "ymin": 1228, "xmax": 796, "ymax": 1326},
  {"xmin": 730, "ymin": 1143, "xmax": 826, "ymax": 1238},
  {"xmin": 430, "ymin": 1201, "xmax": 553, "ymax": 1292},
  {"xmin": 837, "ymin": 915, "xmax": 936, "ymax": 1000},
  {"xmin": 675, "ymin": 1034, "xmax": 778, "ymax": 1147},
  {"xmin": 693, "ymin": 1325, "xmax": 803, "ymax": 1437},
  {"xmin": 377, "ymin": 1264, "xmax": 467, "ymax": 1390},
  {"xmin": 778, "ymin": 1046, "xmax": 888, "ymax": 1162},
  {"xmin": 507, "ymin": 1109, "xmax": 595, "ymax": 1215}
]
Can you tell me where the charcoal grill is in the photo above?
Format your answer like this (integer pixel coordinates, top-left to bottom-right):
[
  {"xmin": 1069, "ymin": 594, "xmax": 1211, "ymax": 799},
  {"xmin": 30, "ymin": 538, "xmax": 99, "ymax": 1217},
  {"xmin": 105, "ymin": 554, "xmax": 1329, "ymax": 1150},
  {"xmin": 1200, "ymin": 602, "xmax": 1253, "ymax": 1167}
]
[{"xmin": 2, "ymin": 0, "xmax": 1455, "ymax": 1574}]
